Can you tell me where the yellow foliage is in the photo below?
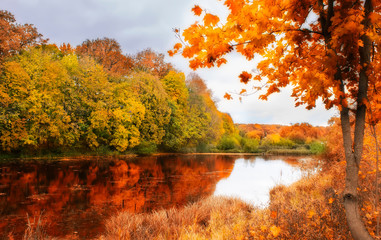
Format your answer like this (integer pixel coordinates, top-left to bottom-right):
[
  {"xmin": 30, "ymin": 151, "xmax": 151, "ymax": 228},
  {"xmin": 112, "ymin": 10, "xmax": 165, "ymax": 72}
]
[{"xmin": 270, "ymin": 225, "xmax": 281, "ymax": 237}]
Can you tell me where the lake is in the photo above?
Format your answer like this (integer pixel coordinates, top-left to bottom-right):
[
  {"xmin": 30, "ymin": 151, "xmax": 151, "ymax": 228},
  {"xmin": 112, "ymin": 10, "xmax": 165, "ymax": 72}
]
[{"xmin": 0, "ymin": 154, "xmax": 308, "ymax": 239}]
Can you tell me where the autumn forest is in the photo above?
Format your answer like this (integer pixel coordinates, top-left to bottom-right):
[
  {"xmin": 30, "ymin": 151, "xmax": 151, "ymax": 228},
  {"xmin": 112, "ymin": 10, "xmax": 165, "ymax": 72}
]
[
  {"xmin": 2, "ymin": 0, "xmax": 381, "ymax": 239},
  {"xmin": 0, "ymin": 10, "xmax": 327, "ymax": 157}
]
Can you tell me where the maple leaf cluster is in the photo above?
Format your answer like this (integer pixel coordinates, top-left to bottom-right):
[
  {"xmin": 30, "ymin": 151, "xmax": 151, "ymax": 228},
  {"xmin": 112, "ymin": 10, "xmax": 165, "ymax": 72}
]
[{"xmin": 170, "ymin": 0, "xmax": 381, "ymax": 113}]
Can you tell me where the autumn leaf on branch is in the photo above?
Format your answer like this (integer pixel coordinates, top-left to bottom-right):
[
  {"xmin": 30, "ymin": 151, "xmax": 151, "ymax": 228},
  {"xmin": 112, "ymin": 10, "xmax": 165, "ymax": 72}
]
[
  {"xmin": 174, "ymin": 43, "xmax": 182, "ymax": 50},
  {"xmin": 224, "ymin": 93, "xmax": 232, "ymax": 100},
  {"xmin": 192, "ymin": 5, "xmax": 203, "ymax": 16},
  {"xmin": 203, "ymin": 13, "xmax": 219, "ymax": 26},
  {"xmin": 239, "ymin": 71, "xmax": 252, "ymax": 84},
  {"xmin": 168, "ymin": 43, "xmax": 183, "ymax": 56}
]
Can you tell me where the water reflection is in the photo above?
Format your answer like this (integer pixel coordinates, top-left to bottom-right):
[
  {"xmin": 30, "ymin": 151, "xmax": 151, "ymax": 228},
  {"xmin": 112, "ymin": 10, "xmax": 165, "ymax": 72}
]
[
  {"xmin": 214, "ymin": 156, "xmax": 305, "ymax": 206},
  {"xmin": 0, "ymin": 155, "xmax": 235, "ymax": 239},
  {"xmin": 0, "ymin": 154, "xmax": 306, "ymax": 239}
]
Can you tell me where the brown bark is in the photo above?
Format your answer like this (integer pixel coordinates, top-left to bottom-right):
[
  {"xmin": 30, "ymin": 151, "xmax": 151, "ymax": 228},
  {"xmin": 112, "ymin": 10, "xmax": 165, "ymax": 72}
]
[{"xmin": 341, "ymin": 0, "xmax": 373, "ymax": 239}]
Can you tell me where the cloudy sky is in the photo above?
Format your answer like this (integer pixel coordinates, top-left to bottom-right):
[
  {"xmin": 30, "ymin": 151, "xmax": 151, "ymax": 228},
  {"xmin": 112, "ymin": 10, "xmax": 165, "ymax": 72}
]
[{"xmin": 3, "ymin": 0, "xmax": 336, "ymax": 125}]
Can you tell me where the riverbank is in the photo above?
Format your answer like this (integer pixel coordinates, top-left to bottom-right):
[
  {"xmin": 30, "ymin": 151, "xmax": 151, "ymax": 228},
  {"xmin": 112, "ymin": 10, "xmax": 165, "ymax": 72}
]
[{"xmin": 97, "ymin": 160, "xmax": 349, "ymax": 239}]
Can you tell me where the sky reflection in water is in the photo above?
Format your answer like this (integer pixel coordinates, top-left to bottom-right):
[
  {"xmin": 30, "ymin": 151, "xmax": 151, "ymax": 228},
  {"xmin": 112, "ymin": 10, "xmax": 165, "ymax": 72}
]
[{"xmin": 214, "ymin": 157, "xmax": 303, "ymax": 206}]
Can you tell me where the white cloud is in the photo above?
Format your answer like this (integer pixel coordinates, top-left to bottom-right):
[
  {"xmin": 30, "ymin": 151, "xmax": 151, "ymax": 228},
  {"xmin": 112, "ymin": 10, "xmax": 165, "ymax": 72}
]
[{"xmin": 2, "ymin": 0, "xmax": 335, "ymax": 125}]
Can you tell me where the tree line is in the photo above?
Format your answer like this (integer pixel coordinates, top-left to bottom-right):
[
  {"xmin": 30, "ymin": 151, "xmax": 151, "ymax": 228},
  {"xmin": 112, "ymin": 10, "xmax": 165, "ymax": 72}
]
[{"xmin": 0, "ymin": 10, "xmax": 235, "ymax": 155}]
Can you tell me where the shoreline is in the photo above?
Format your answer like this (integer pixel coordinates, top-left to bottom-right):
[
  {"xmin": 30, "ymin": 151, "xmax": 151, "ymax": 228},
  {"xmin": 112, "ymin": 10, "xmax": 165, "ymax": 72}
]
[{"xmin": 0, "ymin": 150, "xmax": 316, "ymax": 162}]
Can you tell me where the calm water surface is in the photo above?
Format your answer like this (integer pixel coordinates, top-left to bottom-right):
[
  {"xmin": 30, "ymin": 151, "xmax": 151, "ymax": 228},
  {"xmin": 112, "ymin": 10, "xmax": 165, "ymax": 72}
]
[{"xmin": 0, "ymin": 154, "xmax": 308, "ymax": 239}]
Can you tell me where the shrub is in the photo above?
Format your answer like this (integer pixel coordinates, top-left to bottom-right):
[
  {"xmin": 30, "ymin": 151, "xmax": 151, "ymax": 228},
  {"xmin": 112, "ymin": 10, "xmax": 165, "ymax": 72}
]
[
  {"xmin": 217, "ymin": 135, "xmax": 240, "ymax": 151},
  {"xmin": 241, "ymin": 137, "xmax": 260, "ymax": 153},
  {"xmin": 309, "ymin": 141, "xmax": 326, "ymax": 154},
  {"xmin": 134, "ymin": 141, "xmax": 157, "ymax": 155},
  {"xmin": 196, "ymin": 142, "xmax": 214, "ymax": 153},
  {"xmin": 261, "ymin": 134, "xmax": 295, "ymax": 149}
]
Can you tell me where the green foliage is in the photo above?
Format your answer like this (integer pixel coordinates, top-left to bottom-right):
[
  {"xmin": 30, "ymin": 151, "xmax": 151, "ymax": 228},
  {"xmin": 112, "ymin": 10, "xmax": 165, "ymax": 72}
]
[
  {"xmin": 241, "ymin": 137, "xmax": 260, "ymax": 153},
  {"xmin": 129, "ymin": 72, "xmax": 171, "ymax": 145},
  {"xmin": 217, "ymin": 135, "xmax": 240, "ymax": 151},
  {"xmin": 308, "ymin": 141, "xmax": 326, "ymax": 154},
  {"xmin": 134, "ymin": 141, "xmax": 157, "ymax": 155}
]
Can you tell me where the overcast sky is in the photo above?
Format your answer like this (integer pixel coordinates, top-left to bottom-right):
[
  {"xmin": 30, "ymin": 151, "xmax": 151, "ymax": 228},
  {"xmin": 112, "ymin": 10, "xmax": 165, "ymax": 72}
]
[{"xmin": 3, "ymin": 0, "xmax": 336, "ymax": 125}]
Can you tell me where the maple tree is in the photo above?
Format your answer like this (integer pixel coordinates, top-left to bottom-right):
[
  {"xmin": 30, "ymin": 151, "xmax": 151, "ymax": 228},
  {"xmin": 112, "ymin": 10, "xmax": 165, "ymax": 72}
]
[
  {"xmin": 0, "ymin": 10, "xmax": 45, "ymax": 62},
  {"xmin": 76, "ymin": 38, "xmax": 134, "ymax": 77},
  {"xmin": 172, "ymin": 0, "xmax": 381, "ymax": 238},
  {"xmin": 133, "ymin": 48, "xmax": 173, "ymax": 78}
]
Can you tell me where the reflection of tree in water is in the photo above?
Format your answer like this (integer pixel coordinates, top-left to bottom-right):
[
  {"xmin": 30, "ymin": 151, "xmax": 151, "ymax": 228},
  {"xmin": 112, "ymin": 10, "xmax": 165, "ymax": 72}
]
[{"xmin": 0, "ymin": 155, "xmax": 235, "ymax": 239}]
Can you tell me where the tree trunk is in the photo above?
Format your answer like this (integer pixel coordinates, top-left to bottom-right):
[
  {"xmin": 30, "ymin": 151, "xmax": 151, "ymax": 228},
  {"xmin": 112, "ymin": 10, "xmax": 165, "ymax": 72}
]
[
  {"xmin": 341, "ymin": 107, "xmax": 373, "ymax": 240},
  {"xmin": 341, "ymin": 0, "xmax": 373, "ymax": 239}
]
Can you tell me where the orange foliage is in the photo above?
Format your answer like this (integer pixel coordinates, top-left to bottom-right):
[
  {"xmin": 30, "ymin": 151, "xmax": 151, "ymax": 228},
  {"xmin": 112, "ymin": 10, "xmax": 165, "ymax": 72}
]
[
  {"xmin": 59, "ymin": 43, "xmax": 74, "ymax": 55},
  {"xmin": 223, "ymin": 93, "xmax": 232, "ymax": 100},
  {"xmin": 324, "ymin": 117, "xmax": 345, "ymax": 162},
  {"xmin": 239, "ymin": 123, "xmax": 326, "ymax": 144},
  {"xmin": 279, "ymin": 123, "xmax": 325, "ymax": 143},
  {"xmin": 239, "ymin": 71, "xmax": 252, "ymax": 84},
  {"xmin": 171, "ymin": 1, "xmax": 381, "ymax": 237},
  {"xmin": 76, "ymin": 37, "xmax": 134, "ymax": 76},
  {"xmin": 322, "ymin": 119, "xmax": 381, "ymax": 237},
  {"xmin": 203, "ymin": 13, "xmax": 220, "ymax": 26},
  {"xmin": 133, "ymin": 48, "xmax": 173, "ymax": 78},
  {"xmin": 191, "ymin": 5, "xmax": 202, "ymax": 16},
  {"xmin": 0, "ymin": 10, "xmax": 45, "ymax": 62}
]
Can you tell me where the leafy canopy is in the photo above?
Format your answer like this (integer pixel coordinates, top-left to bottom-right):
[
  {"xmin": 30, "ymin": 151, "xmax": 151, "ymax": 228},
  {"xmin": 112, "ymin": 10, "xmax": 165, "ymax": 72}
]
[{"xmin": 171, "ymin": 0, "xmax": 381, "ymax": 112}]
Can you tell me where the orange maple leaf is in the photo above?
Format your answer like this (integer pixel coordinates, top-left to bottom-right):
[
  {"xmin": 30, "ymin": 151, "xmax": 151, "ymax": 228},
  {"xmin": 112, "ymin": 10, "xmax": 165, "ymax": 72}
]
[
  {"xmin": 216, "ymin": 58, "xmax": 227, "ymax": 67},
  {"xmin": 204, "ymin": 13, "xmax": 220, "ymax": 26},
  {"xmin": 173, "ymin": 43, "xmax": 182, "ymax": 50},
  {"xmin": 192, "ymin": 5, "xmax": 202, "ymax": 16},
  {"xmin": 167, "ymin": 50, "xmax": 174, "ymax": 57},
  {"xmin": 239, "ymin": 71, "xmax": 252, "ymax": 84},
  {"xmin": 224, "ymin": 93, "xmax": 232, "ymax": 100}
]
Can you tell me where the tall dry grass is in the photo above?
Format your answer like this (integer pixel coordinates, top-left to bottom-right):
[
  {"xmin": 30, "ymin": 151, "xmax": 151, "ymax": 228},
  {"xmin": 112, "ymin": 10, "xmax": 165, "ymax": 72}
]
[
  {"xmin": 21, "ymin": 213, "xmax": 52, "ymax": 240},
  {"xmin": 98, "ymin": 196, "xmax": 254, "ymax": 240}
]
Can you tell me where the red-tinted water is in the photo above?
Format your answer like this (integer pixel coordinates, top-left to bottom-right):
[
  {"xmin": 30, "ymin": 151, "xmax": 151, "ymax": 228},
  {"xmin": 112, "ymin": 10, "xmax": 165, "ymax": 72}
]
[{"xmin": 0, "ymin": 154, "xmax": 236, "ymax": 239}]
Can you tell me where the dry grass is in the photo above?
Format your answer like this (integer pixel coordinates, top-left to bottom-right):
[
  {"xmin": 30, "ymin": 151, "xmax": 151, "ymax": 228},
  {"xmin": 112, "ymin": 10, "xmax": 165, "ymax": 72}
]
[
  {"xmin": 266, "ymin": 173, "xmax": 349, "ymax": 239},
  {"xmin": 98, "ymin": 196, "xmax": 254, "ymax": 240},
  {"xmin": 22, "ymin": 213, "xmax": 52, "ymax": 240}
]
